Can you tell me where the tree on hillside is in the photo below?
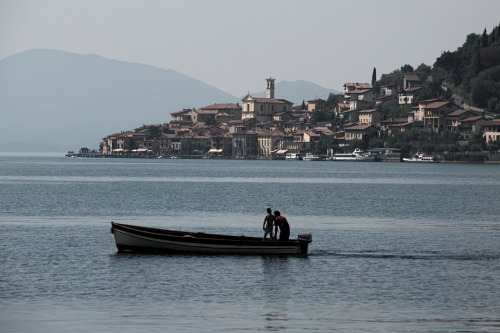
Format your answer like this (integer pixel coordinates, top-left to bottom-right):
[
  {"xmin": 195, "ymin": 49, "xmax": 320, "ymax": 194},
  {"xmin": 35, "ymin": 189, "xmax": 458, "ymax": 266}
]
[
  {"xmin": 325, "ymin": 93, "xmax": 343, "ymax": 110},
  {"xmin": 311, "ymin": 109, "xmax": 331, "ymax": 123},
  {"xmin": 401, "ymin": 64, "xmax": 414, "ymax": 73},
  {"xmin": 317, "ymin": 135, "xmax": 339, "ymax": 154},
  {"xmin": 469, "ymin": 130, "xmax": 487, "ymax": 150},
  {"xmin": 470, "ymin": 65, "xmax": 500, "ymax": 108},
  {"xmin": 372, "ymin": 67, "xmax": 377, "ymax": 85},
  {"xmin": 415, "ymin": 63, "xmax": 432, "ymax": 81},
  {"xmin": 379, "ymin": 69, "xmax": 404, "ymax": 89},
  {"xmin": 481, "ymin": 28, "xmax": 489, "ymax": 48}
]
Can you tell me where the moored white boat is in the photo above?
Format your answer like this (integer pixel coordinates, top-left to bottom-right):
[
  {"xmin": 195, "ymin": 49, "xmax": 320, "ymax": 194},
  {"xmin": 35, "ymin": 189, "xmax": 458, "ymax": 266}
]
[
  {"xmin": 331, "ymin": 148, "xmax": 376, "ymax": 161},
  {"xmin": 110, "ymin": 222, "xmax": 312, "ymax": 255},
  {"xmin": 285, "ymin": 153, "xmax": 303, "ymax": 160},
  {"xmin": 303, "ymin": 153, "xmax": 320, "ymax": 161},
  {"xmin": 403, "ymin": 153, "xmax": 438, "ymax": 163}
]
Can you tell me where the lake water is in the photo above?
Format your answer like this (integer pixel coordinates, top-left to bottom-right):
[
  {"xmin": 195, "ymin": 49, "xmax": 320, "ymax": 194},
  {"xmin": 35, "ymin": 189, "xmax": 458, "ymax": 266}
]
[{"xmin": 1, "ymin": 154, "xmax": 500, "ymax": 332}]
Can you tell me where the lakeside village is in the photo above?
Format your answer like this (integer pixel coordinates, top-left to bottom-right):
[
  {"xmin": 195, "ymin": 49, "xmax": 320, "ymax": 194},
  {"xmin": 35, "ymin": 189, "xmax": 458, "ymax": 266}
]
[{"xmin": 70, "ymin": 77, "xmax": 500, "ymax": 163}]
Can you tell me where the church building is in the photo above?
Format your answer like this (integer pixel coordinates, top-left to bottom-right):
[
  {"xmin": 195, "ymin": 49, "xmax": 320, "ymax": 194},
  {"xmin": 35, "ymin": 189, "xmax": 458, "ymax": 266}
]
[{"xmin": 241, "ymin": 77, "xmax": 294, "ymax": 122}]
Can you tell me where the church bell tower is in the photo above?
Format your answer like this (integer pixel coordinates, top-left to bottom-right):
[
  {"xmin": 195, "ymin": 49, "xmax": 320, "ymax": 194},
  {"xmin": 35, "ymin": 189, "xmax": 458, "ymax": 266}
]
[{"xmin": 266, "ymin": 77, "xmax": 275, "ymax": 99}]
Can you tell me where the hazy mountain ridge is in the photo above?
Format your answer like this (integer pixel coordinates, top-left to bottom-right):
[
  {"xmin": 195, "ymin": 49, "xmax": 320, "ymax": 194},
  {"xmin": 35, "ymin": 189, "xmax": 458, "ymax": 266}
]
[{"xmin": 0, "ymin": 49, "xmax": 338, "ymax": 152}]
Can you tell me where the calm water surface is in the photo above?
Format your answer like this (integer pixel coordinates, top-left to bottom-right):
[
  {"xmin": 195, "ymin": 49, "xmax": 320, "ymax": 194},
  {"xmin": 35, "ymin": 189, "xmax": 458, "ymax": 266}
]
[{"xmin": 1, "ymin": 154, "xmax": 499, "ymax": 332}]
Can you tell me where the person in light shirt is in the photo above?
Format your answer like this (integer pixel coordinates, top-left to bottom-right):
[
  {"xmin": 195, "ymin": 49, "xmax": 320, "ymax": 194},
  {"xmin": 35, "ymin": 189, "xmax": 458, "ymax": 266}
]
[{"xmin": 262, "ymin": 207, "xmax": 275, "ymax": 240}]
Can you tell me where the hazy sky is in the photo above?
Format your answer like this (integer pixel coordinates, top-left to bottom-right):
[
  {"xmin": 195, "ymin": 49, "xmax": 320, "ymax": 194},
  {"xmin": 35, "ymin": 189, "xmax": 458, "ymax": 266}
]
[{"xmin": 1, "ymin": 0, "xmax": 500, "ymax": 96}]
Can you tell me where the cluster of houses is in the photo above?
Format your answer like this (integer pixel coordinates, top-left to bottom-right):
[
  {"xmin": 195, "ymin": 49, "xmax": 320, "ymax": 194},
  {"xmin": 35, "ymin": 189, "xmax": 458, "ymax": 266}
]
[{"xmin": 100, "ymin": 76, "xmax": 500, "ymax": 158}]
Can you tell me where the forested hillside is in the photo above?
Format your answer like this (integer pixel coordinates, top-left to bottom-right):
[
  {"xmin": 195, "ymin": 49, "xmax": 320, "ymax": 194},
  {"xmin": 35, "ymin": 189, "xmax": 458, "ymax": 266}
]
[
  {"xmin": 433, "ymin": 22, "xmax": 500, "ymax": 112},
  {"xmin": 373, "ymin": 22, "xmax": 500, "ymax": 115}
]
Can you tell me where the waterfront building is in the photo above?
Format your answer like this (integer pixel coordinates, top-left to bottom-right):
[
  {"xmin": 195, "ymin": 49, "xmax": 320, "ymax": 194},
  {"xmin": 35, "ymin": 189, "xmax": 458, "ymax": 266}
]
[
  {"xmin": 422, "ymin": 101, "xmax": 459, "ymax": 132},
  {"xmin": 482, "ymin": 120, "xmax": 500, "ymax": 143},
  {"xmin": 399, "ymin": 87, "xmax": 421, "ymax": 105},
  {"xmin": 307, "ymin": 98, "xmax": 326, "ymax": 112},
  {"xmin": 232, "ymin": 129, "xmax": 258, "ymax": 157},
  {"xmin": 359, "ymin": 109, "xmax": 383, "ymax": 126},
  {"xmin": 257, "ymin": 130, "xmax": 284, "ymax": 157},
  {"xmin": 344, "ymin": 124, "xmax": 377, "ymax": 142},
  {"xmin": 200, "ymin": 103, "xmax": 242, "ymax": 121},
  {"xmin": 403, "ymin": 74, "xmax": 421, "ymax": 89}
]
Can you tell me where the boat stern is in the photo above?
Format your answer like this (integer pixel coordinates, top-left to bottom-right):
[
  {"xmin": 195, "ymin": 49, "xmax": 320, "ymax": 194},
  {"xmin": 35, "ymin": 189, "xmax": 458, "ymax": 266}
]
[{"xmin": 297, "ymin": 233, "xmax": 312, "ymax": 254}]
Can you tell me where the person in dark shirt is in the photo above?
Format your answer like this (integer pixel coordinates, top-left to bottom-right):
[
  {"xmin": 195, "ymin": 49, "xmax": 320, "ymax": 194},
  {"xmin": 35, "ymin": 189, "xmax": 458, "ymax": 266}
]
[
  {"xmin": 273, "ymin": 211, "xmax": 290, "ymax": 241},
  {"xmin": 262, "ymin": 207, "xmax": 275, "ymax": 240}
]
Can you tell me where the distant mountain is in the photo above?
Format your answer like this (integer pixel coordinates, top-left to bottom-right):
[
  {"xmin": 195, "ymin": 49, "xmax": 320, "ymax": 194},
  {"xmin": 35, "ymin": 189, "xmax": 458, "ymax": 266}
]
[
  {"xmin": 0, "ymin": 49, "xmax": 338, "ymax": 152},
  {"xmin": 249, "ymin": 80, "xmax": 341, "ymax": 105},
  {"xmin": 0, "ymin": 49, "xmax": 238, "ymax": 152}
]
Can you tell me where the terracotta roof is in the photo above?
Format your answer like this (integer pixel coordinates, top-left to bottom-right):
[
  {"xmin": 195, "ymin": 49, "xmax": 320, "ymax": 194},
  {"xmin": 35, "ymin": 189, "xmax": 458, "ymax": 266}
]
[
  {"xmin": 482, "ymin": 120, "xmax": 500, "ymax": 126},
  {"xmin": 242, "ymin": 95, "xmax": 293, "ymax": 104},
  {"xmin": 346, "ymin": 89, "xmax": 371, "ymax": 94},
  {"xmin": 404, "ymin": 74, "xmax": 420, "ymax": 81},
  {"xmin": 194, "ymin": 109, "xmax": 218, "ymax": 115},
  {"xmin": 461, "ymin": 116, "xmax": 483, "ymax": 122},
  {"xmin": 418, "ymin": 98, "xmax": 442, "ymax": 105},
  {"xmin": 344, "ymin": 124, "xmax": 375, "ymax": 131},
  {"xmin": 344, "ymin": 82, "xmax": 372, "ymax": 89},
  {"xmin": 447, "ymin": 109, "xmax": 469, "ymax": 117},
  {"xmin": 424, "ymin": 101, "xmax": 450, "ymax": 109},
  {"xmin": 359, "ymin": 109, "xmax": 380, "ymax": 113},
  {"xmin": 391, "ymin": 122, "xmax": 414, "ymax": 127},
  {"xmin": 304, "ymin": 131, "xmax": 320, "ymax": 137},
  {"xmin": 200, "ymin": 103, "xmax": 241, "ymax": 110},
  {"xmin": 314, "ymin": 127, "xmax": 334, "ymax": 134}
]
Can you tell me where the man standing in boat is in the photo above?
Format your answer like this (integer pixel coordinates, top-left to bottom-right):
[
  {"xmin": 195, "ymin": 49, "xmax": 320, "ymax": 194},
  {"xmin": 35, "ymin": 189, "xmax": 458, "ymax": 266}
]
[
  {"xmin": 263, "ymin": 207, "xmax": 275, "ymax": 240},
  {"xmin": 274, "ymin": 211, "xmax": 290, "ymax": 241}
]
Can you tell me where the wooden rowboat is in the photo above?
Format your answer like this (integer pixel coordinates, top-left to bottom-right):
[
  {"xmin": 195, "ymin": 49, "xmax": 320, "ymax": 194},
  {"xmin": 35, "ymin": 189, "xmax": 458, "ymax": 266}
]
[{"xmin": 111, "ymin": 222, "xmax": 312, "ymax": 255}]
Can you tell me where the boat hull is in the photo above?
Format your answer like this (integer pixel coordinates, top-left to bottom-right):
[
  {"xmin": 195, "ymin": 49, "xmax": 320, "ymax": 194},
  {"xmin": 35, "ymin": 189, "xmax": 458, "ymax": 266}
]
[
  {"xmin": 331, "ymin": 149, "xmax": 377, "ymax": 161},
  {"xmin": 111, "ymin": 222, "xmax": 311, "ymax": 255},
  {"xmin": 403, "ymin": 156, "xmax": 438, "ymax": 163},
  {"xmin": 331, "ymin": 155, "xmax": 376, "ymax": 161}
]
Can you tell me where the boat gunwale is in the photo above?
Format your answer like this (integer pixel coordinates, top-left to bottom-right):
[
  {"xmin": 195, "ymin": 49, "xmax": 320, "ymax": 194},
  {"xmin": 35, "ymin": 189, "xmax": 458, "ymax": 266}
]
[{"xmin": 111, "ymin": 222, "xmax": 310, "ymax": 247}]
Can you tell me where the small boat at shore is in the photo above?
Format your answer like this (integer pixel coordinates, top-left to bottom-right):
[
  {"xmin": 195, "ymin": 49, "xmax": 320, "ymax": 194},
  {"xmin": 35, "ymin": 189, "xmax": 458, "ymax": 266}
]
[
  {"xmin": 285, "ymin": 152, "xmax": 303, "ymax": 160},
  {"xmin": 110, "ymin": 222, "xmax": 312, "ymax": 255},
  {"xmin": 331, "ymin": 148, "xmax": 377, "ymax": 161},
  {"xmin": 403, "ymin": 153, "xmax": 438, "ymax": 163},
  {"xmin": 303, "ymin": 153, "xmax": 321, "ymax": 161}
]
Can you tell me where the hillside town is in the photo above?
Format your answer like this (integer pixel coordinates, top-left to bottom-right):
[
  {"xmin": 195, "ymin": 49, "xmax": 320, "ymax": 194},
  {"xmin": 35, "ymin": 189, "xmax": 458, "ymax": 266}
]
[{"xmin": 93, "ymin": 76, "xmax": 500, "ymax": 160}]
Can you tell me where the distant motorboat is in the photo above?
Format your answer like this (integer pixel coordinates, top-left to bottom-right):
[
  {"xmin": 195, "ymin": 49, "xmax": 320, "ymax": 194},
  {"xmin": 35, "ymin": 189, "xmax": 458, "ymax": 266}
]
[
  {"xmin": 403, "ymin": 153, "xmax": 438, "ymax": 163},
  {"xmin": 303, "ymin": 153, "xmax": 321, "ymax": 161},
  {"xmin": 331, "ymin": 148, "xmax": 376, "ymax": 161},
  {"xmin": 285, "ymin": 153, "xmax": 303, "ymax": 160}
]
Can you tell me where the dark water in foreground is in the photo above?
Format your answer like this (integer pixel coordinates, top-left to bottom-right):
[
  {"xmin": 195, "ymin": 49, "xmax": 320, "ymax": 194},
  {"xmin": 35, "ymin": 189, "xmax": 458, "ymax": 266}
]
[{"xmin": 1, "ymin": 154, "xmax": 500, "ymax": 332}]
